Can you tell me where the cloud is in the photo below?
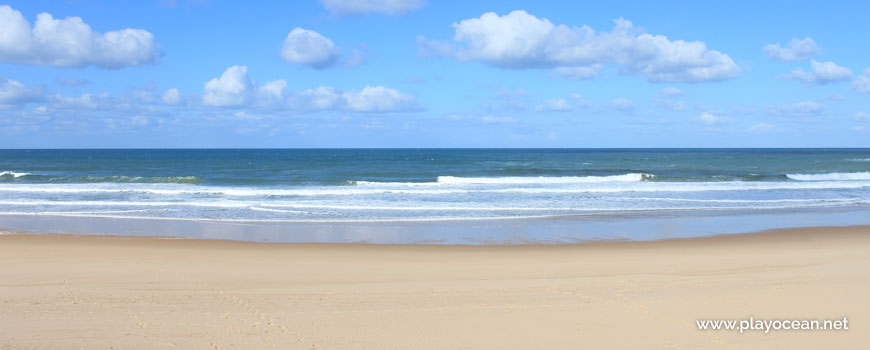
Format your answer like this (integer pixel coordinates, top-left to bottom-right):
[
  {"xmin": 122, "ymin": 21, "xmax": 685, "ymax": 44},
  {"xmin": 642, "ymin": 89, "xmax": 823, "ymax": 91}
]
[
  {"xmin": 280, "ymin": 28, "xmax": 342, "ymax": 69},
  {"xmin": 781, "ymin": 60, "xmax": 852, "ymax": 85},
  {"xmin": 202, "ymin": 66, "xmax": 421, "ymax": 113},
  {"xmin": 656, "ymin": 87, "xmax": 687, "ymax": 111},
  {"xmin": 416, "ymin": 36, "xmax": 454, "ymax": 57},
  {"xmin": 826, "ymin": 93, "xmax": 845, "ymax": 101},
  {"xmin": 696, "ymin": 111, "xmax": 733, "ymax": 125},
  {"xmin": 535, "ymin": 98, "xmax": 571, "ymax": 112},
  {"xmin": 343, "ymin": 47, "xmax": 366, "ymax": 67},
  {"xmin": 256, "ymin": 80, "xmax": 288, "ymax": 107},
  {"xmin": 51, "ymin": 92, "xmax": 111, "ymax": 110},
  {"xmin": 658, "ymin": 87, "xmax": 684, "ymax": 97},
  {"xmin": 609, "ymin": 98, "xmax": 634, "ymax": 111},
  {"xmin": 855, "ymin": 112, "xmax": 870, "ymax": 121},
  {"xmin": 556, "ymin": 65, "xmax": 601, "ymax": 80},
  {"xmin": 443, "ymin": 113, "xmax": 520, "ymax": 124},
  {"xmin": 161, "ymin": 88, "xmax": 184, "ymax": 105},
  {"xmin": 770, "ymin": 101, "xmax": 825, "ymax": 118},
  {"xmin": 764, "ymin": 37, "xmax": 819, "ymax": 61},
  {"xmin": 343, "ymin": 86, "xmax": 421, "ymax": 112},
  {"xmin": 658, "ymin": 99, "xmax": 688, "ymax": 111},
  {"xmin": 130, "ymin": 88, "xmax": 155, "ymax": 104},
  {"xmin": 202, "ymin": 65, "xmax": 253, "ymax": 107},
  {"xmin": 421, "ymin": 11, "xmax": 740, "ymax": 83},
  {"xmin": 0, "ymin": 5, "xmax": 159, "ymax": 68},
  {"xmin": 202, "ymin": 66, "xmax": 290, "ymax": 108},
  {"xmin": 749, "ymin": 122, "xmax": 774, "ymax": 131},
  {"xmin": 320, "ymin": 0, "xmax": 425, "ymax": 16},
  {"xmin": 289, "ymin": 87, "xmax": 345, "ymax": 111},
  {"xmin": 853, "ymin": 69, "xmax": 870, "ymax": 94},
  {"xmin": 480, "ymin": 115, "xmax": 517, "ymax": 123},
  {"xmin": 567, "ymin": 93, "xmax": 592, "ymax": 109},
  {"xmin": 0, "ymin": 78, "xmax": 45, "ymax": 108}
]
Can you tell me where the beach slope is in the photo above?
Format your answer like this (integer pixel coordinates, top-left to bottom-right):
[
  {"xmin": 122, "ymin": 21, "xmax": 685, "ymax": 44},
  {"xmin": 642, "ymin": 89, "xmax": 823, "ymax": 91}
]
[{"xmin": 1, "ymin": 226, "xmax": 868, "ymax": 349}]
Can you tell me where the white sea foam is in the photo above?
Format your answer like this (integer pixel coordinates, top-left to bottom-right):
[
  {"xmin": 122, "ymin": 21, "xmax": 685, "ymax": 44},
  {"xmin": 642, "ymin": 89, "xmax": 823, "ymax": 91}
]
[
  {"xmin": 786, "ymin": 172, "xmax": 870, "ymax": 181},
  {"xmin": 356, "ymin": 173, "xmax": 650, "ymax": 186},
  {"xmin": 1, "ymin": 179, "xmax": 870, "ymax": 197},
  {"xmin": 611, "ymin": 197, "xmax": 860, "ymax": 204},
  {"xmin": 437, "ymin": 173, "xmax": 650, "ymax": 184},
  {"xmin": 1, "ymin": 197, "xmax": 861, "ymax": 213},
  {"xmin": 259, "ymin": 203, "xmax": 585, "ymax": 211},
  {"xmin": 1, "ymin": 171, "xmax": 869, "ymax": 223},
  {"xmin": 0, "ymin": 184, "xmax": 470, "ymax": 196},
  {"xmin": 0, "ymin": 198, "xmax": 859, "ymax": 223},
  {"xmin": 248, "ymin": 206, "xmax": 310, "ymax": 214},
  {"xmin": 0, "ymin": 171, "xmax": 30, "ymax": 178},
  {"xmin": 0, "ymin": 211, "xmax": 563, "ymax": 223},
  {"xmin": 0, "ymin": 200, "xmax": 250, "ymax": 208}
]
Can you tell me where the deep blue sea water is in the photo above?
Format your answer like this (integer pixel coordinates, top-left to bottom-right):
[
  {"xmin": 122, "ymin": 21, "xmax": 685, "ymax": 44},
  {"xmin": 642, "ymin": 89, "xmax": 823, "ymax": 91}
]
[{"xmin": 1, "ymin": 149, "xmax": 870, "ymax": 225}]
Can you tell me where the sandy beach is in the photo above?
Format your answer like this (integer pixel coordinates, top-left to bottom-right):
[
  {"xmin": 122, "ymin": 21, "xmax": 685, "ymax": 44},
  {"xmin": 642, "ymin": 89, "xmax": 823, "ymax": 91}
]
[{"xmin": 1, "ymin": 226, "xmax": 868, "ymax": 349}]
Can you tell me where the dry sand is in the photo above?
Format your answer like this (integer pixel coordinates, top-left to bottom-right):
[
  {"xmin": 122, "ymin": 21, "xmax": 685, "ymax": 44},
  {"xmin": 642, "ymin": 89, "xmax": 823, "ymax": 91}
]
[{"xmin": 1, "ymin": 226, "xmax": 868, "ymax": 349}]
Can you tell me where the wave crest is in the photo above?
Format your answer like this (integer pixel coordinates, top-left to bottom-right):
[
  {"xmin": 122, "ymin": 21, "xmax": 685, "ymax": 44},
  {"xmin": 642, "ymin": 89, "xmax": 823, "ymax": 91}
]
[
  {"xmin": 786, "ymin": 172, "xmax": 870, "ymax": 181},
  {"xmin": 0, "ymin": 171, "xmax": 30, "ymax": 178},
  {"xmin": 0, "ymin": 172, "xmax": 204, "ymax": 184},
  {"xmin": 355, "ymin": 173, "xmax": 652, "ymax": 186},
  {"xmin": 436, "ymin": 173, "xmax": 651, "ymax": 184}
]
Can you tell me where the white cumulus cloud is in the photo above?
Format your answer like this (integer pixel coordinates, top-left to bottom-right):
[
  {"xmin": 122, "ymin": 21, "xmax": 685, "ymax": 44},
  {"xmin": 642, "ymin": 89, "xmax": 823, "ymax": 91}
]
[
  {"xmin": 771, "ymin": 101, "xmax": 825, "ymax": 118},
  {"xmin": 290, "ymin": 86, "xmax": 420, "ymax": 113},
  {"xmin": 280, "ymin": 28, "xmax": 342, "ymax": 69},
  {"xmin": 320, "ymin": 0, "xmax": 425, "ymax": 16},
  {"xmin": 0, "ymin": 5, "xmax": 159, "ymax": 68},
  {"xmin": 343, "ymin": 86, "xmax": 420, "ymax": 112},
  {"xmin": 202, "ymin": 66, "xmax": 421, "ymax": 113},
  {"xmin": 343, "ymin": 47, "xmax": 366, "ymax": 67},
  {"xmin": 659, "ymin": 99, "xmax": 688, "ymax": 111},
  {"xmin": 764, "ymin": 37, "xmax": 819, "ymax": 61},
  {"xmin": 0, "ymin": 78, "xmax": 45, "ymax": 108},
  {"xmin": 161, "ymin": 88, "xmax": 184, "ymax": 105},
  {"xmin": 535, "ymin": 98, "xmax": 571, "ymax": 112},
  {"xmin": 422, "ymin": 11, "xmax": 740, "ymax": 83},
  {"xmin": 749, "ymin": 122, "xmax": 774, "ymax": 131},
  {"xmin": 826, "ymin": 93, "xmax": 845, "ymax": 101},
  {"xmin": 657, "ymin": 87, "xmax": 687, "ymax": 111},
  {"xmin": 697, "ymin": 112, "xmax": 733, "ymax": 125},
  {"xmin": 203, "ymin": 65, "xmax": 253, "ymax": 107},
  {"xmin": 781, "ymin": 60, "xmax": 852, "ymax": 85},
  {"xmin": 289, "ymin": 87, "xmax": 346, "ymax": 111},
  {"xmin": 51, "ymin": 92, "xmax": 110, "ymax": 110},
  {"xmin": 256, "ymin": 80, "xmax": 288, "ymax": 107},
  {"xmin": 556, "ymin": 65, "xmax": 602, "ymax": 80},
  {"xmin": 479, "ymin": 115, "xmax": 517, "ymax": 123},
  {"xmin": 853, "ymin": 69, "xmax": 870, "ymax": 94},
  {"xmin": 659, "ymin": 87, "xmax": 684, "ymax": 97},
  {"xmin": 609, "ymin": 98, "xmax": 634, "ymax": 111},
  {"xmin": 416, "ymin": 35, "xmax": 454, "ymax": 58}
]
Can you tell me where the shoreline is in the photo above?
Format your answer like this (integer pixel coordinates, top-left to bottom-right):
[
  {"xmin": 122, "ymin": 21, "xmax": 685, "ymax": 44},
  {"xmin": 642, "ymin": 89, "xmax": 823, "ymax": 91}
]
[
  {"xmin": 3, "ymin": 223, "xmax": 870, "ymax": 247},
  {"xmin": 3, "ymin": 205, "xmax": 870, "ymax": 244}
]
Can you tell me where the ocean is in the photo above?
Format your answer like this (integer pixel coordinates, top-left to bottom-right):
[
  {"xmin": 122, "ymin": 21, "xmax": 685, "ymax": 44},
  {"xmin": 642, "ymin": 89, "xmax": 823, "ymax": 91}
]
[{"xmin": 1, "ymin": 149, "xmax": 870, "ymax": 226}]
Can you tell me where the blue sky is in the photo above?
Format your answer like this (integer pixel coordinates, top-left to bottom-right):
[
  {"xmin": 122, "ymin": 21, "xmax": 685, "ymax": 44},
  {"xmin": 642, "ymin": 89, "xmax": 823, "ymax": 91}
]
[{"xmin": 1, "ymin": 0, "xmax": 869, "ymax": 148}]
